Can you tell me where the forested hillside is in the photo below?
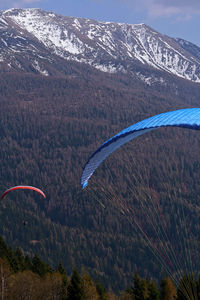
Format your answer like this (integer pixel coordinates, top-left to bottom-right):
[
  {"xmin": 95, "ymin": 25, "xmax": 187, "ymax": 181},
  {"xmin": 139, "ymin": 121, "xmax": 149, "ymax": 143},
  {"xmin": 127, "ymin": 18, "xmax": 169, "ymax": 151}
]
[
  {"xmin": 0, "ymin": 65, "xmax": 200, "ymax": 291},
  {"xmin": 0, "ymin": 235, "xmax": 198, "ymax": 299}
]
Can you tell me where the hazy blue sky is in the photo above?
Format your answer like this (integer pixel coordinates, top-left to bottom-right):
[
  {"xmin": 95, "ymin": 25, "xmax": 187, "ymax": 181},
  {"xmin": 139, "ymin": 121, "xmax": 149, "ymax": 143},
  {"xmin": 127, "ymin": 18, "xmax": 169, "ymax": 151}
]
[{"xmin": 1, "ymin": 0, "xmax": 200, "ymax": 46}]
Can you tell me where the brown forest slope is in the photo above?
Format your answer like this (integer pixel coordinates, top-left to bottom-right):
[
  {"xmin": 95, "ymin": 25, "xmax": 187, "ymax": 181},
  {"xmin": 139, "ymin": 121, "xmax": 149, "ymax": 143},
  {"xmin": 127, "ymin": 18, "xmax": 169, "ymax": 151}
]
[{"xmin": 0, "ymin": 66, "xmax": 200, "ymax": 291}]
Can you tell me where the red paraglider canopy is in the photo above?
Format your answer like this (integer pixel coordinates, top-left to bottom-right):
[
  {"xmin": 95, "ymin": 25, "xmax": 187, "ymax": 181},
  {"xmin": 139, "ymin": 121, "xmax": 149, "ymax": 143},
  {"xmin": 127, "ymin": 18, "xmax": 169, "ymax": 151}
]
[{"xmin": 0, "ymin": 185, "xmax": 46, "ymax": 200}]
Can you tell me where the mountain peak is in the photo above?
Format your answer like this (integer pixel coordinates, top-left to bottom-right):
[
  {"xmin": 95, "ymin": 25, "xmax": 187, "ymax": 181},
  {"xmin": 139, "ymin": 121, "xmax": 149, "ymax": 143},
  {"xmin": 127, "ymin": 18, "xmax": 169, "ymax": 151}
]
[{"xmin": 0, "ymin": 8, "xmax": 200, "ymax": 83}]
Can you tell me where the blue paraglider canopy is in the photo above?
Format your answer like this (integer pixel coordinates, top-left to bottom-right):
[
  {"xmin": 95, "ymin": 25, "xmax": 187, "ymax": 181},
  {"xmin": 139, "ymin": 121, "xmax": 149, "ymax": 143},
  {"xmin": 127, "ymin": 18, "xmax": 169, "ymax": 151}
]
[{"xmin": 81, "ymin": 108, "xmax": 200, "ymax": 188}]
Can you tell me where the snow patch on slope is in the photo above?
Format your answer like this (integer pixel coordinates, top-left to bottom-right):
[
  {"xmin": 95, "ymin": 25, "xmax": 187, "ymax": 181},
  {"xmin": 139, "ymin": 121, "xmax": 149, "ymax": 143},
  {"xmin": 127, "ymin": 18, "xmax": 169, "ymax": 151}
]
[{"xmin": 1, "ymin": 8, "xmax": 200, "ymax": 82}]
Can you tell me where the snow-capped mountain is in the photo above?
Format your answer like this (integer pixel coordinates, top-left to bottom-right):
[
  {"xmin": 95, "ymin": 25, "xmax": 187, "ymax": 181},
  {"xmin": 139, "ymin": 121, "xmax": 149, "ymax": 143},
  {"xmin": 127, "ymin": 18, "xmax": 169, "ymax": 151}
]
[{"xmin": 1, "ymin": 8, "xmax": 200, "ymax": 83}]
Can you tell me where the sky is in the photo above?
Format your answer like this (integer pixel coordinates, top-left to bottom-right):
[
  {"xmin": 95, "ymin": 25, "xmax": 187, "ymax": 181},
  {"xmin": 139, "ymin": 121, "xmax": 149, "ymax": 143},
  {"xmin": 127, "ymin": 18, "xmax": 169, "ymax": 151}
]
[{"xmin": 0, "ymin": 0, "xmax": 200, "ymax": 47}]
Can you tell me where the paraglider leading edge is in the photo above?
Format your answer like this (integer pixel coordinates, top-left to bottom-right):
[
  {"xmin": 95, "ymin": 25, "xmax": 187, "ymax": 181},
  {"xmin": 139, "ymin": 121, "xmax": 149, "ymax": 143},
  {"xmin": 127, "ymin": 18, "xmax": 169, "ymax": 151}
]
[{"xmin": 81, "ymin": 108, "xmax": 200, "ymax": 189}]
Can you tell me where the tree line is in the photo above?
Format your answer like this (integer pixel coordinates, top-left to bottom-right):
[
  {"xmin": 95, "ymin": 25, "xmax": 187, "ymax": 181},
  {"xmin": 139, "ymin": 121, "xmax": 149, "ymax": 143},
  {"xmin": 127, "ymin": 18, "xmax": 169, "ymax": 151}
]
[{"xmin": 0, "ymin": 235, "xmax": 198, "ymax": 299}]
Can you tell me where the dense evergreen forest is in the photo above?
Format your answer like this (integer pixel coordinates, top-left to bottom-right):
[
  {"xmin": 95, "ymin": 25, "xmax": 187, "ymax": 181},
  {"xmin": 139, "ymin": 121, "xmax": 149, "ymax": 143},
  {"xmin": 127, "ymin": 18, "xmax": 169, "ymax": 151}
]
[
  {"xmin": 0, "ymin": 64, "xmax": 200, "ymax": 292},
  {"xmin": 0, "ymin": 235, "xmax": 198, "ymax": 299}
]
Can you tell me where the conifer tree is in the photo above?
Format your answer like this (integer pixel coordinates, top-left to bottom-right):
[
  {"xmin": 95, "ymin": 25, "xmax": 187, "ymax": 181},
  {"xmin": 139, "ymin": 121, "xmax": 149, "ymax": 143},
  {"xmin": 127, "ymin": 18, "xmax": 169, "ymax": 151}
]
[
  {"xmin": 15, "ymin": 247, "xmax": 25, "ymax": 271},
  {"xmin": 67, "ymin": 268, "xmax": 84, "ymax": 300},
  {"xmin": 147, "ymin": 279, "xmax": 159, "ymax": 300},
  {"xmin": 96, "ymin": 280, "xmax": 107, "ymax": 300},
  {"xmin": 131, "ymin": 272, "xmax": 147, "ymax": 300},
  {"xmin": 57, "ymin": 262, "xmax": 67, "ymax": 275},
  {"xmin": 24, "ymin": 254, "xmax": 32, "ymax": 270},
  {"xmin": 7, "ymin": 247, "xmax": 19, "ymax": 273},
  {"xmin": 0, "ymin": 237, "xmax": 9, "ymax": 258},
  {"xmin": 32, "ymin": 254, "xmax": 51, "ymax": 277}
]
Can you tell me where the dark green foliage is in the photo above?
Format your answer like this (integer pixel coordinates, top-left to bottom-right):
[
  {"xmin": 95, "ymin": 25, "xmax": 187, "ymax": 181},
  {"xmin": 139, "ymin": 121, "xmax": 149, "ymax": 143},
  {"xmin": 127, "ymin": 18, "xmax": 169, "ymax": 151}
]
[
  {"xmin": 0, "ymin": 236, "xmax": 9, "ymax": 258},
  {"xmin": 24, "ymin": 255, "xmax": 33, "ymax": 270},
  {"xmin": 57, "ymin": 262, "xmax": 67, "ymax": 275},
  {"xmin": 131, "ymin": 272, "xmax": 147, "ymax": 300},
  {"xmin": 6, "ymin": 247, "xmax": 19, "ymax": 273},
  {"xmin": 146, "ymin": 280, "xmax": 160, "ymax": 300},
  {"xmin": 67, "ymin": 268, "xmax": 84, "ymax": 300},
  {"xmin": 31, "ymin": 254, "xmax": 52, "ymax": 277},
  {"xmin": 15, "ymin": 247, "xmax": 25, "ymax": 271},
  {"xmin": 126, "ymin": 274, "xmax": 160, "ymax": 300},
  {"xmin": 96, "ymin": 280, "xmax": 107, "ymax": 300},
  {"xmin": 0, "ymin": 237, "xmax": 19, "ymax": 272}
]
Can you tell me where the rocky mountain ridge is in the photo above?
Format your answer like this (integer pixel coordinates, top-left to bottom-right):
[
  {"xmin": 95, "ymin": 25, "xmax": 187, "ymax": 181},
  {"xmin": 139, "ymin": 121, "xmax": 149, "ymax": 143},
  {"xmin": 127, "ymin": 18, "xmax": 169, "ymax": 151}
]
[{"xmin": 0, "ymin": 8, "xmax": 200, "ymax": 83}]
